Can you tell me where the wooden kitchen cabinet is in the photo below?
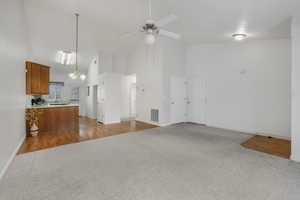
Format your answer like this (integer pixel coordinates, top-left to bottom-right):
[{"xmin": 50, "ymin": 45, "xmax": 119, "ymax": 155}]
[
  {"xmin": 26, "ymin": 61, "xmax": 50, "ymax": 95},
  {"xmin": 26, "ymin": 106, "xmax": 79, "ymax": 136},
  {"xmin": 30, "ymin": 63, "xmax": 41, "ymax": 94},
  {"xmin": 26, "ymin": 62, "xmax": 32, "ymax": 94},
  {"xmin": 39, "ymin": 66, "xmax": 50, "ymax": 94}
]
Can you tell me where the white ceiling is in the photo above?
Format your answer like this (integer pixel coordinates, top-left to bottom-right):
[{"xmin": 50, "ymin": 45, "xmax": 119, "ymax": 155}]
[{"xmin": 24, "ymin": 0, "xmax": 298, "ymax": 70}]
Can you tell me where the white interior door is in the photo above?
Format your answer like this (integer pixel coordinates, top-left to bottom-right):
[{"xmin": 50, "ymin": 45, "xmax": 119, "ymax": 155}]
[
  {"xmin": 170, "ymin": 76, "xmax": 187, "ymax": 124},
  {"xmin": 97, "ymin": 86, "xmax": 105, "ymax": 123},
  {"xmin": 188, "ymin": 78, "xmax": 206, "ymax": 124},
  {"xmin": 130, "ymin": 83, "xmax": 136, "ymax": 118},
  {"xmin": 92, "ymin": 85, "xmax": 98, "ymax": 119}
]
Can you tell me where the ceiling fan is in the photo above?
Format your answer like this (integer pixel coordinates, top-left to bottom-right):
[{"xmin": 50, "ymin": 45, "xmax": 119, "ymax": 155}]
[{"xmin": 121, "ymin": 0, "xmax": 181, "ymax": 45}]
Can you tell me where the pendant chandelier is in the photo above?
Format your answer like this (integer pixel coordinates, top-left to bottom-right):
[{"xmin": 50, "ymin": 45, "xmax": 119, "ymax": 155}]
[{"xmin": 69, "ymin": 13, "xmax": 86, "ymax": 81}]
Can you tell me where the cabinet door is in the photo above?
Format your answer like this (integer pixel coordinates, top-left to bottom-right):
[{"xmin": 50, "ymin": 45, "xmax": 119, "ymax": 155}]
[
  {"xmin": 40, "ymin": 66, "xmax": 50, "ymax": 94},
  {"xmin": 38, "ymin": 108, "xmax": 48, "ymax": 133},
  {"xmin": 31, "ymin": 63, "xmax": 41, "ymax": 94},
  {"xmin": 26, "ymin": 62, "xmax": 32, "ymax": 94}
]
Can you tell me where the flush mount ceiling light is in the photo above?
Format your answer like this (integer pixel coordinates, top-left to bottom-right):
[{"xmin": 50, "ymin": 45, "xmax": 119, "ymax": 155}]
[
  {"xmin": 68, "ymin": 13, "xmax": 86, "ymax": 81},
  {"xmin": 232, "ymin": 33, "xmax": 247, "ymax": 41}
]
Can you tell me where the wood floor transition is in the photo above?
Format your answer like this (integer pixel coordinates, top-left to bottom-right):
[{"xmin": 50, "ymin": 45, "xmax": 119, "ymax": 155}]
[
  {"xmin": 19, "ymin": 119, "xmax": 291, "ymax": 159},
  {"xmin": 241, "ymin": 135, "xmax": 291, "ymax": 159},
  {"xmin": 18, "ymin": 117, "xmax": 158, "ymax": 154}
]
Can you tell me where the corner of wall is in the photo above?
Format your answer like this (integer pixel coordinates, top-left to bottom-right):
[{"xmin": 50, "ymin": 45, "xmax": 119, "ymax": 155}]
[
  {"xmin": 291, "ymin": 153, "xmax": 300, "ymax": 163},
  {"xmin": 0, "ymin": 135, "xmax": 26, "ymax": 180}
]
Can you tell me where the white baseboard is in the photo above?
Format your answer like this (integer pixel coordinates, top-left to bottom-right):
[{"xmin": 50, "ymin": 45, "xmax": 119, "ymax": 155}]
[
  {"xmin": 103, "ymin": 121, "xmax": 121, "ymax": 125},
  {"xmin": 137, "ymin": 120, "xmax": 291, "ymax": 141},
  {"xmin": 136, "ymin": 121, "xmax": 179, "ymax": 127},
  {"xmin": 291, "ymin": 154, "xmax": 300, "ymax": 163},
  {"xmin": 160, "ymin": 123, "xmax": 173, "ymax": 127},
  {"xmin": 205, "ymin": 123, "xmax": 291, "ymax": 140},
  {"xmin": 0, "ymin": 135, "xmax": 25, "ymax": 180},
  {"xmin": 255, "ymin": 132, "xmax": 291, "ymax": 140},
  {"xmin": 136, "ymin": 120, "xmax": 160, "ymax": 127},
  {"xmin": 121, "ymin": 117, "xmax": 136, "ymax": 122}
]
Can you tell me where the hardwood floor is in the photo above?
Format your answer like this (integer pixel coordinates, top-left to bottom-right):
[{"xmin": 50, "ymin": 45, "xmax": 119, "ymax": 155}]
[
  {"xmin": 241, "ymin": 135, "xmax": 291, "ymax": 159},
  {"xmin": 18, "ymin": 117, "xmax": 158, "ymax": 154}
]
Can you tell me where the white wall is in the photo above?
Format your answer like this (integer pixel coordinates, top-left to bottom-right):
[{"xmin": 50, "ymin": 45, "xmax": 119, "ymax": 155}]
[
  {"xmin": 89, "ymin": 38, "xmax": 291, "ymax": 142},
  {"xmin": 86, "ymin": 53, "xmax": 137, "ymax": 122},
  {"xmin": 86, "ymin": 57, "xmax": 99, "ymax": 118},
  {"xmin": 121, "ymin": 74, "xmax": 136, "ymax": 120},
  {"xmin": 0, "ymin": 0, "xmax": 28, "ymax": 178},
  {"xmin": 291, "ymin": 18, "xmax": 300, "ymax": 162},
  {"xmin": 127, "ymin": 41, "xmax": 164, "ymax": 125},
  {"xmin": 86, "ymin": 85, "xmax": 97, "ymax": 119},
  {"xmin": 99, "ymin": 52, "xmax": 113, "ymax": 74},
  {"xmin": 86, "ymin": 54, "xmax": 115, "ymax": 119},
  {"xmin": 160, "ymin": 38, "xmax": 186, "ymax": 125},
  {"xmin": 112, "ymin": 53, "xmax": 129, "ymax": 74},
  {"xmin": 100, "ymin": 73, "xmax": 122, "ymax": 124},
  {"xmin": 87, "ymin": 57, "xmax": 99, "ymax": 86},
  {"xmin": 113, "ymin": 38, "xmax": 186, "ymax": 126},
  {"xmin": 186, "ymin": 39, "xmax": 291, "ymax": 139}
]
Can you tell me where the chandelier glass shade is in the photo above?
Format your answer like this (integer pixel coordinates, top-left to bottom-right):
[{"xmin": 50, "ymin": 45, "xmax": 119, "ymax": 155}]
[{"xmin": 56, "ymin": 51, "xmax": 76, "ymax": 65}]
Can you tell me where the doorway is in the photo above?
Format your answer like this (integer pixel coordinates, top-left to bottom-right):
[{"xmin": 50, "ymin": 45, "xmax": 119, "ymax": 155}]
[
  {"xmin": 97, "ymin": 85, "xmax": 105, "ymax": 123},
  {"xmin": 188, "ymin": 77, "xmax": 206, "ymax": 124},
  {"xmin": 170, "ymin": 76, "xmax": 188, "ymax": 124},
  {"xmin": 92, "ymin": 85, "xmax": 98, "ymax": 119},
  {"xmin": 129, "ymin": 83, "xmax": 136, "ymax": 119}
]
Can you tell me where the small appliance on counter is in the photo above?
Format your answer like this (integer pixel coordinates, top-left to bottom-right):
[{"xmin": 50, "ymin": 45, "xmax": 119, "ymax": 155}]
[{"xmin": 31, "ymin": 96, "xmax": 46, "ymax": 106}]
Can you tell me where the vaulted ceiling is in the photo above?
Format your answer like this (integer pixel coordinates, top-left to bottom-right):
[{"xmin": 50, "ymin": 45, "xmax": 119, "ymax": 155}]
[{"xmin": 24, "ymin": 0, "xmax": 298, "ymax": 70}]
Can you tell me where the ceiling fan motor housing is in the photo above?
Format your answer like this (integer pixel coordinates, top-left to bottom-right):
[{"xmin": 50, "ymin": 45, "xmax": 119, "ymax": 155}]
[{"xmin": 142, "ymin": 23, "xmax": 158, "ymax": 34}]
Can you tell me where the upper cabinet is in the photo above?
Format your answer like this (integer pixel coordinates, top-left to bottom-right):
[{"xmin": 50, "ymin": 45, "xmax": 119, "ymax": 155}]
[
  {"xmin": 26, "ymin": 62, "xmax": 50, "ymax": 95},
  {"xmin": 39, "ymin": 66, "xmax": 50, "ymax": 94}
]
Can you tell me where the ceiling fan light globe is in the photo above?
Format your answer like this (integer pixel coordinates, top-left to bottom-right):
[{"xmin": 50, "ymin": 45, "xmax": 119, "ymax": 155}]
[
  {"xmin": 148, "ymin": 29, "xmax": 153, "ymax": 33},
  {"xmin": 145, "ymin": 34, "xmax": 155, "ymax": 45}
]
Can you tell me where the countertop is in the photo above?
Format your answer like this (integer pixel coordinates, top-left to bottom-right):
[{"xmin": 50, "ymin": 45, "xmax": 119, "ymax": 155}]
[{"xmin": 26, "ymin": 104, "xmax": 79, "ymax": 109}]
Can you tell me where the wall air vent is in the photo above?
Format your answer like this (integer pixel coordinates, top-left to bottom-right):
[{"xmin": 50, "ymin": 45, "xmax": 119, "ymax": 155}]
[{"xmin": 151, "ymin": 109, "xmax": 159, "ymax": 122}]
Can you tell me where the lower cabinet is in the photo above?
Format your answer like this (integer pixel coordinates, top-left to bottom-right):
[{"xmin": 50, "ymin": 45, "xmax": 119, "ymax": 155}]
[{"xmin": 26, "ymin": 106, "xmax": 79, "ymax": 136}]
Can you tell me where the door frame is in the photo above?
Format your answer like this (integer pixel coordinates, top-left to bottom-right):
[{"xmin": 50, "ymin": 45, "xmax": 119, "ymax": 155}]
[
  {"xmin": 170, "ymin": 76, "xmax": 188, "ymax": 124},
  {"xmin": 129, "ymin": 83, "xmax": 137, "ymax": 119},
  {"xmin": 92, "ymin": 85, "xmax": 98, "ymax": 119},
  {"xmin": 187, "ymin": 77, "xmax": 207, "ymax": 125}
]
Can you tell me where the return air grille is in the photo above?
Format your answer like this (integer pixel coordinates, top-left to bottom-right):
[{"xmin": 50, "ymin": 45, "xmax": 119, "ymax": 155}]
[{"xmin": 151, "ymin": 109, "xmax": 159, "ymax": 122}]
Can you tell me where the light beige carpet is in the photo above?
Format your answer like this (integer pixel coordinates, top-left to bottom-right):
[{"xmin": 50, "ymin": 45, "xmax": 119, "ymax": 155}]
[{"xmin": 1, "ymin": 124, "xmax": 300, "ymax": 200}]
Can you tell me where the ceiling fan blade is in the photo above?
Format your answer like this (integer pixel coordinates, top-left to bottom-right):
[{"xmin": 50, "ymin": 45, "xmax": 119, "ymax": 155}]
[
  {"xmin": 156, "ymin": 14, "xmax": 178, "ymax": 27},
  {"xmin": 120, "ymin": 31, "xmax": 140, "ymax": 39},
  {"xmin": 159, "ymin": 29, "xmax": 181, "ymax": 40}
]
